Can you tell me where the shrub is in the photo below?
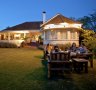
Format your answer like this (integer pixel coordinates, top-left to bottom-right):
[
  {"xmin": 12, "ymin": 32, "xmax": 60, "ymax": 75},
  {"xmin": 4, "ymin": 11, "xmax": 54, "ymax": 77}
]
[
  {"xmin": 83, "ymin": 38, "xmax": 96, "ymax": 52},
  {"xmin": 57, "ymin": 43, "xmax": 71, "ymax": 51},
  {"xmin": 93, "ymin": 48, "xmax": 96, "ymax": 58},
  {"xmin": 20, "ymin": 41, "xmax": 27, "ymax": 47},
  {"xmin": 80, "ymin": 29, "xmax": 96, "ymax": 52},
  {"xmin": 0, "ymin": 42, "xmax": 17, "ymax": 48}
]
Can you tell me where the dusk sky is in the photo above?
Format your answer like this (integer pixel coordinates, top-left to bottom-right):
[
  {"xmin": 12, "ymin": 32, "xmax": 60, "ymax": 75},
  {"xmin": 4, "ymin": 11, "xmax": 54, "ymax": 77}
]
[{"xmin": 0, "ymin": 0, "xmax": 96, "ymax": 30}]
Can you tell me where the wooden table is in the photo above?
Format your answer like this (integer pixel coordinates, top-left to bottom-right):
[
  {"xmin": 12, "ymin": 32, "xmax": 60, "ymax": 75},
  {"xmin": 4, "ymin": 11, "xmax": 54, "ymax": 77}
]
[
  {"xmin": 72, "ymin": 58, "xmax": 88, "ymax": 73},
  {"xmin": 71, "ymin": 53, "xmax": 93, "ymax": 68}
]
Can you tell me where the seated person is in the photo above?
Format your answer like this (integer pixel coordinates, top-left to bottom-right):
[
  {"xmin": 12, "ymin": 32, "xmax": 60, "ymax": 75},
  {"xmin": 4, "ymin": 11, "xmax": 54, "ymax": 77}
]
[
  {"xmin": 45, "ymin": 43, "xmax": 53, "ymax": 55},
  {"xmin": 69, "ymin": 42, "xmax": 77, "ymax": 52},
  {"xmin": 43, "ymin": 43, "xmax": 53, "ymax": 59},
  {"xmin": 52, "ymin": 45, "xmax": 60, "ymax": 53},
  {"xmin": 69, "ymin": 43, "xmax": 77, "ymax": 56},
  {"xmin": 77, "ymin": 44, "xmax": 88, "ymax": 53}
]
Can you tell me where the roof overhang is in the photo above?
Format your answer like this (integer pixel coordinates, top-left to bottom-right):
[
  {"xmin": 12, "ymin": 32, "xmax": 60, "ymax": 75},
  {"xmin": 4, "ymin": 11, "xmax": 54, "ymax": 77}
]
[{"xmin": 0, "ymin": 30, "xmax": 40, "ymax": 33}]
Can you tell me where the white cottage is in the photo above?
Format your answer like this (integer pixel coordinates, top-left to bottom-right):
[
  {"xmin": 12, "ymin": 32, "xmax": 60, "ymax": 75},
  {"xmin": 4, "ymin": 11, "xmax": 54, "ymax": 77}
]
[
  {"xmin": 0, "ymin": 21, "xmax": 42, "ymax": 47},
  {"xmin": 41, "ymin": 13, "xmax": 82, "ymax": 46}
]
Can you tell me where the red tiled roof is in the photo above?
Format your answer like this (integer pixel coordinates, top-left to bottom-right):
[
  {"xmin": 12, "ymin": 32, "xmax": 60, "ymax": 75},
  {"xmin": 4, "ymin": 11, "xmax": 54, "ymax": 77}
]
[
  {"xmin": 1, "ymin": 21, "xmax": 43, "ymax": 32},
  {"xmin": 41, "ymin": 14, "xmax": 81, "ymax": 27}
]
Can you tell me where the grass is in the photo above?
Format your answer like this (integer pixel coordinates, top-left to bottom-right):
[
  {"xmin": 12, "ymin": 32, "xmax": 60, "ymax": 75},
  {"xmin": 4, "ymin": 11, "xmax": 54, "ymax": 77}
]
[{"xmin": 0, "ymin": 48, "xmax": 96, "ymax": 90}]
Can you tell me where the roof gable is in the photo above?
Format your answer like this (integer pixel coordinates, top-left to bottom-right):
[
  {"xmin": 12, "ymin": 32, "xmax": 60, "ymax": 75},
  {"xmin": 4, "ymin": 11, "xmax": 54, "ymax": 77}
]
[{"xmin": 41, "ymin": 14, "xmax": 81, "ymax": 27}]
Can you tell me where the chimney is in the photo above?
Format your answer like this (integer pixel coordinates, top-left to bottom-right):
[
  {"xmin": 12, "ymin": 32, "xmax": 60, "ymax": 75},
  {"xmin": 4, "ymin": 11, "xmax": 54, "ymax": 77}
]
[{"xmin": 42, "ymin": 11, "xmax": 46, "ymax": 23}]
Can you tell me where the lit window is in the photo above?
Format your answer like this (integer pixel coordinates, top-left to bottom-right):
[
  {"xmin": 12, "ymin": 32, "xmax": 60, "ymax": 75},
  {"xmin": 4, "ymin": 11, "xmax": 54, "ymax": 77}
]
[
  {"xmin": 57, "ymin": 31, "xmax": 61, "ymax": 40},
  {"xmin": 61, "ymin": 31, "xmax": 67, "ymax": 39},
  {"xmin": 71, "ymin": 31, "xmax": 76, "ymax": 39},
  {"xmin": 50, "ymin": 30, "xmax": 57, "ymax": 40},
  {"xmin": 45, "ymin": 31, "xmax": 51, "ymax": 40}
]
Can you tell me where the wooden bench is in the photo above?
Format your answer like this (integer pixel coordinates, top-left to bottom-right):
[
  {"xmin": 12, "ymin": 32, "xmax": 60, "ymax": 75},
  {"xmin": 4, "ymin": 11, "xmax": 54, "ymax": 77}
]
[
  {"xmin": 48, "ymin": 52, "xmax": 72, "ymax": 78},
  {"xmin": 72, "ymin": 58, "xmax": 88, "ymax": 73}
]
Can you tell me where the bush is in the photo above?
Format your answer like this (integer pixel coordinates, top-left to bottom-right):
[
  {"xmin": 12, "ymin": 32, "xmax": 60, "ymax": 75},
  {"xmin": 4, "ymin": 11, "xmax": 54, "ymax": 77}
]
[
  {"xmin": 93, "ymin": 48, "xmax": 96, "ymax": 58},
  {"xmin": 57, "ymin": 43, "xmax": 71, "ymax": 51},
  {"xmin": 20, "ymin": 41, "xmax": 27, "ymax": 47},
  {"xmin": 83, "ymin": 39, "xmax": 96, "ymax": 52},
  {"xmin": 80, "ymin": 29, "xmax": 96, "ymax": 52},
  {"xmin": 0, "ymin": 42, "xmax": 17, "ymax": 48}
]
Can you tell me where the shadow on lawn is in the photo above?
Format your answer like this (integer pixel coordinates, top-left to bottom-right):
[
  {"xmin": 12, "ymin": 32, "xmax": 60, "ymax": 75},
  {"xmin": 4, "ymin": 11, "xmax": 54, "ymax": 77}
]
[
  {"xmin": 40, "ymin": 59, "xmax": 81, "ymax": 90},
  {"xmin": 35, "ymin": 55, "xmax": 74, "ymax": 80},
  {"xmin": 41, "ymin": 59, "xmax": 73, "ymax": 80}
]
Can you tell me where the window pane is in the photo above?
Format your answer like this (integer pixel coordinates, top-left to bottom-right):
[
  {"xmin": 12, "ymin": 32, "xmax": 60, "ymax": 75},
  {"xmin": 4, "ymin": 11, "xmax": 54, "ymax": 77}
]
[
  {"xmin": 45, "ymin": 31, "xmax": 51, "ymax": 40},
  {"xmin": 61, "ymin": 31, "xmax": 67, "ymax": 39},
  {"xmin": 51, "ymin": 30, "xmax": 57, "ymax": 39},
  {"xmin": 57, "ymin": 31, "xmax": 61, "ymax": 39},
  {"xmin": 71, "ymin": 31, "xmax": 76, "ymax": 39}
]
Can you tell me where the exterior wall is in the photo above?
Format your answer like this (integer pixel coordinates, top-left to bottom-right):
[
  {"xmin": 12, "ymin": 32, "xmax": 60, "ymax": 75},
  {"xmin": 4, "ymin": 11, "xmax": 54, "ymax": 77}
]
[
  {"xmin": 41, "ymin": 21, "xmax": 82, "ymax": 46},
  {"xmin": 43, "ymin": 28, "xmax": 79, "ymax": 46}
]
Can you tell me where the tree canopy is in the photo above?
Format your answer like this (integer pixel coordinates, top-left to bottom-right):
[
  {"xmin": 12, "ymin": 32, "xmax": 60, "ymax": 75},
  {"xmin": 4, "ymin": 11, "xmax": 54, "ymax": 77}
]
[
  {"xmin": 78, "ymin": 11, "xmax": 96, "ymax": 32},
  {"xmin": 80, "ymin": 28, "xmax": 96, "ymax": 51}
]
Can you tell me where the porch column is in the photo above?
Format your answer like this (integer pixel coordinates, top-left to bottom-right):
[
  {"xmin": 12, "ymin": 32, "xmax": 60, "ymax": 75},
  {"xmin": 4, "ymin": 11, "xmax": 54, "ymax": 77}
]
[
  {"xmin": 75, "ymin": 32, "xmax": 78, "ymax": 39},
  {"xmin": 57, "ymin": 31, "xmax": 61, "ymax": 40},
  {"xmin": 4, "ymin": 34, "xmax": 6, "ymax": 40},
  {"xmin": 67, "ymin": 30, "xmax": 70, "ymax": 40},
  {"xmin": 8, "ymin": 33, "xmax": 10, "ymax": 41},
  {"xmin": 43, "ymin": 31, "xmax": 45, "ymax": 41},
  {"xmin": 42, "ymin": 31, "xmax": 46, "ymax": 45},
  {"xmin": 75, "ymin": 31, "xmax": 79, "ymax": 46},
  {"xmin": 24, "ymin": 33, "xmax": 26, "ymax": 38},
  {"xmin": 35, "ymin": 35, "xmax": 38, "ymax": 41}
]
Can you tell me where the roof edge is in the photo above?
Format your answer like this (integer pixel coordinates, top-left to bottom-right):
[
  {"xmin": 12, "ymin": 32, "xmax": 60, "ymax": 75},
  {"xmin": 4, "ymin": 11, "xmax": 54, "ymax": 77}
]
[
  {"xmin": 41, "ymin": 13, "xmax": 61, "ymax": 27},
  {"xmin": 41, "ymin": 13, "xmax": 82, "ymax": 27}
]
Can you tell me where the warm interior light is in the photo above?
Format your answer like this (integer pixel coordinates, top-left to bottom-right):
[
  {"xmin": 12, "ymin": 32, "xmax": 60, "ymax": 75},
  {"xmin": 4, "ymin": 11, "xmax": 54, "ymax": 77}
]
[
  {"xmin": 51, "ymin": 30, "xmax": 53, "ymax": 32},
  {"xmin": 44, "ymin": 23, "xmax": 82, "ymax": 29},
  {"xmin": 14, "ymin": 34, "xmax": 20, "ymax": 37}
]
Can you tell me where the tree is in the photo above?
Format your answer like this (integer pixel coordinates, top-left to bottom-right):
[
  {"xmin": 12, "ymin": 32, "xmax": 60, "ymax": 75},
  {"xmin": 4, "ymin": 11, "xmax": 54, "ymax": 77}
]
[
  {"xmin": 78, "ymin": 11, "xmax": 96, "ymax": 32},
  {"xmin": 80, "ymin": 29, "xmax": 96, "ymax": 51}
]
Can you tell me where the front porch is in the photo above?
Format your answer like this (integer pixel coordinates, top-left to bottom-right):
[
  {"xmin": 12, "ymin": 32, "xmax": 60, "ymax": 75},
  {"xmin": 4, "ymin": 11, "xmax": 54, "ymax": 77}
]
[{"xmin": 0, "ymin": 31, "xmax": 40, "ymax": 47}]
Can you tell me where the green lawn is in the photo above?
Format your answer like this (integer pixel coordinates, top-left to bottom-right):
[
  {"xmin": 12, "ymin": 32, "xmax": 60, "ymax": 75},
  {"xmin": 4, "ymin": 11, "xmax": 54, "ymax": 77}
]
[{"xmin": 0, "ymin": 48, "xmax": 96, "ymax": 90}]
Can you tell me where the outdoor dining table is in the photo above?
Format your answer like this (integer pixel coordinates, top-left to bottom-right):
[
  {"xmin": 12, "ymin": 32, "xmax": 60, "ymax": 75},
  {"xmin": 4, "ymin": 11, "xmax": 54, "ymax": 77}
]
[
  {"xmin": 71, "ymin": 52, "xmax": 93, "ymax": 68},
  {"xmin": 50, "ymin": 51, "xmax": 93, "ymax": 68},
  {"xmin": 47, "ymin": 51, "xmax": 93, "ymax": 77}
]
